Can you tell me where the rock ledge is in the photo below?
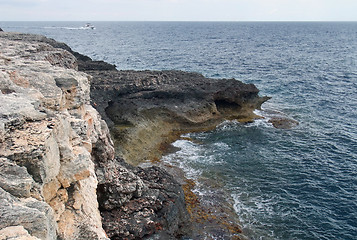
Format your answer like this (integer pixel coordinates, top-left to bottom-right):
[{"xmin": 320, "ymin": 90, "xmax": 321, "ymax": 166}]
[{"xmin": 0, "ymin": 32, "xmax": 269, "ymax": 240}]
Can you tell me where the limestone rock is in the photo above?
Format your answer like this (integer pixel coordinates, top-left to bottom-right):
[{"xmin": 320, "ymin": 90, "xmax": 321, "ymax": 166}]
[
  {"xmin": 0, "ymin": 33, "xmax": 110, "ymax": 240},
  {"xmin": 0, "ymin": 31, "xmax": 269, "ymax": 240},
  {"xmin": 0, "ymin": 157, "xmax": 36, "ymax": 198},
  {"xmin": 87, "ymin": 69, "xmax": 270, "ymax": 164},
  {"xmin": 0, "ymin": 187, "xmax": 56, "ymax": 239},
  {"xmin": 39, "ymin": 30, "xmax": 269, "ymax": 238},
  {"xmin": 0, "ymin": 226, "xmax": 40, "ymax": 240}
]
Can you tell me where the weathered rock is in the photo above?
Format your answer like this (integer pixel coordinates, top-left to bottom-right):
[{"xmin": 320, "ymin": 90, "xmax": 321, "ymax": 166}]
[
  {"xmin": 0, "ymin": 157, "xmax": 36, "ymax": 198},
  {"xmin": 72, "ymin": 34, "xmax": 269, "ymax": 239},
  {"xmin": 0, "ymin": 226, "xmax": 40, "ymax": 240},
  {"xmin": 269, "ymin": 116, "xmax": 299, "ymax": 129},
  {"xmin": 0, "ymin": 28, "xmax": 3, "ymax": 32},
  {"xmin": 86, "ymin": 69, "xmax": 270, "ymax": 165},
  {"xmin": 99, "ymin": 159, "xmax": 190, "ymax": 240},
  {"xmin": 0, "ymin": 32, "xmax": 192, "ymax": 240},
  {"xmin": 0, "ymin": 187, "xmax": 56, "ymax": 239},
  {"xmin": 0, "ymin": 33, "xmax": 109, "ymax": 240},
  {"xmin": 0, "ymin": 31, "xmax": 270, "ymax": 240}
]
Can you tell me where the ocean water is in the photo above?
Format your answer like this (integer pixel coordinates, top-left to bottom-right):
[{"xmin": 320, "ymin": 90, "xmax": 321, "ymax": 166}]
[{"xmin": 2, "ymin": 21, "xmax": 357, "ymax": 240}]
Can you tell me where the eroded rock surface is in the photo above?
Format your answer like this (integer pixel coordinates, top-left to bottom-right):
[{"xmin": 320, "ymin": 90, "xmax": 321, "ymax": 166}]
[
  {"xmin": 98, "ymin": 159, "xmax": 190, "ymax": 239},
  {"xmin": 1, "ymin": 32, "xmax": 270, "ymax": 240},
  {"xmin": 86, "ymin": 69, "xmax": 270, "ymax": 165},
  {"xmin": 79, "ymin": 50, "xmax": 269, "ymax": 239},
  {"xmin": 72, "ymin": 37, "xmax": 269, "ymax": 239},
  {"xmin": 0, "ymin": 32, "xmax": 192, "ymax": 240},
  {"xmin": 0, "ymin": 32, "xmax": 111, "ymax": 239}
]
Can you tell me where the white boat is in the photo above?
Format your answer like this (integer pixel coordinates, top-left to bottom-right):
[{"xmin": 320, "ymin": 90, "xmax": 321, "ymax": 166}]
[{"xmin": 81, "ymin": 23, "xmax": 95, "ymax": 30}]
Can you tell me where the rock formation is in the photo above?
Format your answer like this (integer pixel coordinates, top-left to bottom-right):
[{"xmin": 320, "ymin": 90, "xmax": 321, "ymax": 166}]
[
  {"xmin": 0, "ymin": 33, "xmax": 190, "ymax": 240},
  {"xmin": 86, "ymin": 69, "xmax": 269, "ymax": 165},
  {"xmin": 0, "ymin": 32, "xmax": 111, "ymax": 239},
  {"xmin": 83, "ymin": 62, "xmax": 269, "ymax": 239},
  {"xmin": 0, "ymin": 32, "xmax": 269, "ymax": 240}
]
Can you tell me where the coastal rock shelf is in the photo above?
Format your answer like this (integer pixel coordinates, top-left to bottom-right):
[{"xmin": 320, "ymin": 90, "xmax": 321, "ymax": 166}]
[
  {"xmin": 0, "ymin": 32, "xmax": 268, "ymax": 239},
  {"xmin": 87, "ymin": 69, "xmax": 269, "ymax": 165}
]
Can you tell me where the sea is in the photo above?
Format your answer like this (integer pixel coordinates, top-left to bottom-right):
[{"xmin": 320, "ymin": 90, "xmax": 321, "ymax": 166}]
[{"xmin": 1, "ymin": 21, "xmax": 356, "ymax": 240}]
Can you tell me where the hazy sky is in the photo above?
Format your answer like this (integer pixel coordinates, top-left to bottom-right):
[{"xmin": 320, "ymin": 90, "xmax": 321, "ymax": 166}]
[{"xmin": 1, "ymin": 0, "xmax": 357, "ymax": 21}]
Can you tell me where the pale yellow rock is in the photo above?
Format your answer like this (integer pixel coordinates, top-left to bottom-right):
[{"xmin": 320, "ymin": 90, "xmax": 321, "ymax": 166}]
[
  {"xmin": 48, "ymin": 189, "xmax": 68, "ymax": 221},
  {"xmin": 57, "ymin": 210, "xmax": 77, "ymax": 239},
  {"xmin": 0, "ymin": 226, "xmax": 40, "ymax": 240},
  {"xmin": 49, "ymin": 199, "xmax": 65, "ymax": 221},
  {"xmin": 0, "ymin": 33, "xmax": 111, "ymax": 239},
  {"xmin": 42, "ymin": 178, "xmax": 61, "ymax": 202}
]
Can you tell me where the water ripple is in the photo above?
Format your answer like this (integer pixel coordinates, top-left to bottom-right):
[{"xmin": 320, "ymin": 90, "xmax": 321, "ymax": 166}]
[{"xmin": 3, "ymin": 21, "xmax": 357, "ymax": 240}]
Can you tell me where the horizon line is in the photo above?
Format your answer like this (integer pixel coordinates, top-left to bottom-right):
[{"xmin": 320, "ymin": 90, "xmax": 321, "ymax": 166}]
[{"xmin": 2, "ymin": 20, "xmax": 357, "ymax": 22}]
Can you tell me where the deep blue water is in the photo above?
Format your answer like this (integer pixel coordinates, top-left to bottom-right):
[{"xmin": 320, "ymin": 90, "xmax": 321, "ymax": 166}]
[{"xmin": 2, "ymin": 21, "xmax": 357, "ymax": 240}]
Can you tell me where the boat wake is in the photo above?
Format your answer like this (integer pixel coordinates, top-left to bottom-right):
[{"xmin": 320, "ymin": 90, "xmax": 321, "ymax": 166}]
[{"xmin": 44, "ymin": 23, "xmax": 95, "ymax": 30}]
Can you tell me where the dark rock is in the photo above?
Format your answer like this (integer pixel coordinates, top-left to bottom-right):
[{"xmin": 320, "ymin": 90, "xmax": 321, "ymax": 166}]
[
  {"xmin": 87, "ymin": 70, "xmax": 267, "ymax": 122},
  {"xmin": 86, "ymin": 68, "xmax": 269, "ymax": 239},
  {"xmin": 87, "ymin": 69, "xmax": 270, "ymax": 164},
  {"xmin": 98, "ymin": 158, "xmax": 190, "ymax": 240},
  {"xmin": 0, "ymin": 28, "xmax": 3, "ymax": 32},
  {"xmin": 269, "ymin": 117, "xmax": 299, "ymax": 129},
  {"xmin": 70, "ymin": 51, "xmax": 117, "ymax": 71}
]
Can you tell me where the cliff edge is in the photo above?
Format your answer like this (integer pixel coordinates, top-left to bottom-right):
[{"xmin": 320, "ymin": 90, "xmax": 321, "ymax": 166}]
[
  {"xmin": 0, "ymin": 32, "xmax": 189, "ymax": 240},
  {"xmin": 0, "ymin": 32, "xmax": 269, "ymax": 240},
  {"xmin": 0, "ymin": 32, "xmax": 112, "ymax": 239}
]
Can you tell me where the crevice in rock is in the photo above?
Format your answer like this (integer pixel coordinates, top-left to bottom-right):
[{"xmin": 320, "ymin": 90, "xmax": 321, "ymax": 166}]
[{"xmin": 214, "ymin": 99, "xmax": 241, "ymax": 114}]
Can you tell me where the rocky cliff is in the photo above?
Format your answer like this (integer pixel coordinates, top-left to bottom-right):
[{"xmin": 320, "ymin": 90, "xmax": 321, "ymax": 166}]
[
  {"xmin": 0, "ymin": 32, "xmax": 111, "ymax": 239},
  {"xmin": 0, "ymin": 32, "xmax": 269, "ymax": 240},
  {"xmin": 0, "ymin": 33, "xmax": 190, "ymax": 240}
]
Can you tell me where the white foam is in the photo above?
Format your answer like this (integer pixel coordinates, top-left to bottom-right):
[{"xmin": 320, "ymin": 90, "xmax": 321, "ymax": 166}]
[
  {"xmin": 213, "ymin": 141, "xmax": 230, "ymax": 151},
  {"xmin": 231, "ymin": 191, "xmax": 280, "ymax": 239},
  {"xmin": 247, "ymin": 117, "xmax": 273, "ymax": 128},
  {"xmin": 162, "ymin": 139, "xmax": 204, "ymax": 178}
]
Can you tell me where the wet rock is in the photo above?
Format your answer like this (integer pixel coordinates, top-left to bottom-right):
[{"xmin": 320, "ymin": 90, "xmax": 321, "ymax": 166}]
[{"xmin": 269, "ymin": 117, "xmax": 299, "ymax": 129}]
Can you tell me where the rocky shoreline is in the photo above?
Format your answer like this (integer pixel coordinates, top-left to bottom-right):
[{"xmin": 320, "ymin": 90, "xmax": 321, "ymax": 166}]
[{"xmin": 0, "ymin": 32, "xmax": 269, "ymax": 239}]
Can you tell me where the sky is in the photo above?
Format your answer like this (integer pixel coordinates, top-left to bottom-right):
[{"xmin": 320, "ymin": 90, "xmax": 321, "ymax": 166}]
[{"xmin": 0, "ymin": 0, "xmax": 357, "ymax": 21}]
